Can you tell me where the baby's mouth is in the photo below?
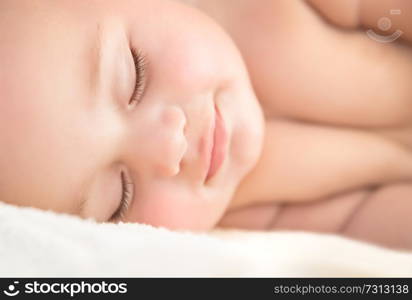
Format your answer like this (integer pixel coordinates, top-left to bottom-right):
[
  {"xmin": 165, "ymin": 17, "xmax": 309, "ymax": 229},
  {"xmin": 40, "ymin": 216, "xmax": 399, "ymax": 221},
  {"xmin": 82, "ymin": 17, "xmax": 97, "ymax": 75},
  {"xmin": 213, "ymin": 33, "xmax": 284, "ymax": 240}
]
[{"xmin": 205, "ymin": 104, "xmax": 228, "ymax": 183}]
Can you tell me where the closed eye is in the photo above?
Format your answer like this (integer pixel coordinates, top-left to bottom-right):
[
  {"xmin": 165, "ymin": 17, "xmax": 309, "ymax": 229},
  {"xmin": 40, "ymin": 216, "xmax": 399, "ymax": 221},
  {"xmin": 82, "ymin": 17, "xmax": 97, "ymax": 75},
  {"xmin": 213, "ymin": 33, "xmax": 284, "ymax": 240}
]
[
  {"xmin": 110, "ymin": 170, "xmax": 134, "ymax": 222},
  {"xmin": 129, "ymin": 48, "xmax": 148, "ymax": 106}
]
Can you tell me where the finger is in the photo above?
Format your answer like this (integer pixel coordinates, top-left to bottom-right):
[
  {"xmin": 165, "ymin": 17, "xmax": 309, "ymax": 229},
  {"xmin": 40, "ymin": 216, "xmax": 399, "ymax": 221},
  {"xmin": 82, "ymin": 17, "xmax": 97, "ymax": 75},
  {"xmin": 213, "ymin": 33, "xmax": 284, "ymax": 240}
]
[
  {"xmin": 342, "ymin": 182, "xmax": 412, "ymax": 250},
  {"xmin": 272, "ymin": 189, "xmax": 369, "ymax": 233}
]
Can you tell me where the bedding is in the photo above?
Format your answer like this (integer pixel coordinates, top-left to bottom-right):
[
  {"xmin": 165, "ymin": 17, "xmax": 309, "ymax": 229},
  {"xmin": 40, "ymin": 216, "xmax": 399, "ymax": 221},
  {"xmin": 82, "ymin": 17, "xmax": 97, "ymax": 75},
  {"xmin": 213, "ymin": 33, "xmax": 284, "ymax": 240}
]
[{"xmin": 1, "ymin": 201, "xmax": 412, "ymax": 277}]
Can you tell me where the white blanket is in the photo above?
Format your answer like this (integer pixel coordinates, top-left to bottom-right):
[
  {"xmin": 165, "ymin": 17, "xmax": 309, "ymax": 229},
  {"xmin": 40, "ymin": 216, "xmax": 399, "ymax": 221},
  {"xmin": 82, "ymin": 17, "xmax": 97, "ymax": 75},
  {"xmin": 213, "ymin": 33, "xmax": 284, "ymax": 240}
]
[{"xmin": 1, "ymin": 202, "xmax": 412, "ymax": 277}]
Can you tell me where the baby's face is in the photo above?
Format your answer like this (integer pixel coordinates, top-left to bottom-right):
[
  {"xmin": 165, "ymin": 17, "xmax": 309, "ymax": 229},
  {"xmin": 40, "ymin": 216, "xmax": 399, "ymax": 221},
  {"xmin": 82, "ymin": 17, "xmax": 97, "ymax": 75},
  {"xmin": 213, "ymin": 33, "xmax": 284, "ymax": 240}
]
[{"xmin": 0, "ymin": 0, "xmax": 264, "ymax": 230}]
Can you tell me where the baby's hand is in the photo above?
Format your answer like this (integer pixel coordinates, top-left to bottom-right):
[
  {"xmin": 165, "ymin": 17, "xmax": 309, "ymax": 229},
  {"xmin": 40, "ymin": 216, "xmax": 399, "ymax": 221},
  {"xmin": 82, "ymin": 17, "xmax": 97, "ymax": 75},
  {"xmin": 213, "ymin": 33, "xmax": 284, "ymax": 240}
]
[{"xmin": 220, "ymin": 182, "xmax": 412, "ymax": 251}]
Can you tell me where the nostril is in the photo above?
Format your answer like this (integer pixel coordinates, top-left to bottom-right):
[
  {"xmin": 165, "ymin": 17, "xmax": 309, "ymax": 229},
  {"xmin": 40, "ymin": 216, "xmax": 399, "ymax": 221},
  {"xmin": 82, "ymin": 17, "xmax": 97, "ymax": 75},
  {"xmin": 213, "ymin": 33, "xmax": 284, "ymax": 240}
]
[
  {"xmin": 180, "ymin": 137, "xmax": 188, "ymax": 163},
  {"xmin": 157, "ymin": 105, "xmax": 188, "ymax": 177},
  {"xmin": 179, "ymin": 110, "xmax": 188, "ymax": 160},
  {"xmin": 182, "ymin": 117, "xmax": 187, "ymax": 138},
  {"xmin": 179, "ymin": 110, "xmax": 187, "ymax": 136}
]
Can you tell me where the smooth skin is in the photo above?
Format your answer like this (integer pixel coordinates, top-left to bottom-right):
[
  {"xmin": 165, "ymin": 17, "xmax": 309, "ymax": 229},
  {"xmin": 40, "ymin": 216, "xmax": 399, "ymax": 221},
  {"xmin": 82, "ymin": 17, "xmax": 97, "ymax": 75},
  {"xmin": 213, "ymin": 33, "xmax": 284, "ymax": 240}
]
[
  {"xmin": 205, "ymin": 0, "xmax": 412, "ymax": 250},
  {"xmin": 0, "ymin": 0, "xmax": 264, "ymax": 230},
  {"xmin": 0, "ymin": 0, "xmax": 412, "ymax": 249}
]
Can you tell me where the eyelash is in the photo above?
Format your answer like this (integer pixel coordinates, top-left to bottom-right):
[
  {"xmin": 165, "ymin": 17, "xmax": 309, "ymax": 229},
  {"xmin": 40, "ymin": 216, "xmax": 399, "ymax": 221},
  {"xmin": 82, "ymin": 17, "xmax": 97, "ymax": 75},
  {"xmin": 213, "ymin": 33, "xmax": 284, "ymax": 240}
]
[
  {"xmin": 109, "ymin": 48, "xmax": 146, "ymax": 221},
  {"xmin": 129, "ymin": 48, "xmax": 147, "ymax": 106},
  {"xmin": 111, "ymin": 171, "xmax": 134, "ymax": 221}
]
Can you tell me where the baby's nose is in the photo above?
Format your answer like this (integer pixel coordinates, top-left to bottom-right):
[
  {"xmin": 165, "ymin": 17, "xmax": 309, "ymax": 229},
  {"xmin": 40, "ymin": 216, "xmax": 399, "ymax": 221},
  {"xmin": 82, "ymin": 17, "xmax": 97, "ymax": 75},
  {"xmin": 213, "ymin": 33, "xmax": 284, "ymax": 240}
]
[{"xmin": 150, "ymin": 105, "xmax": 188, "ymax": 177}]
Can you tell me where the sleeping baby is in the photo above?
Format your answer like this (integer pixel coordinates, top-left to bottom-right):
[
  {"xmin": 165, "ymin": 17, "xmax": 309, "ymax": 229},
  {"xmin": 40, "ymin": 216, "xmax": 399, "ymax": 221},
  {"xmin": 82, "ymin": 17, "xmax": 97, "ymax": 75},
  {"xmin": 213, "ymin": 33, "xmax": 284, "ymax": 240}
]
[{"xmin": 1, "ymin": 0, "xmax": 412, "ymax": 250}]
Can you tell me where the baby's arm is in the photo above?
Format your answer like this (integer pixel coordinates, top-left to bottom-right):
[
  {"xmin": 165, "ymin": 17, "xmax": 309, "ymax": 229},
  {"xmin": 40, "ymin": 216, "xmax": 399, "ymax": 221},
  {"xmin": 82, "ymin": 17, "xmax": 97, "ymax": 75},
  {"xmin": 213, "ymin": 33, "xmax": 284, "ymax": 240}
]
[{"xmin": 232, "ymin": 120, "xmax": 412, "ymax": 208}]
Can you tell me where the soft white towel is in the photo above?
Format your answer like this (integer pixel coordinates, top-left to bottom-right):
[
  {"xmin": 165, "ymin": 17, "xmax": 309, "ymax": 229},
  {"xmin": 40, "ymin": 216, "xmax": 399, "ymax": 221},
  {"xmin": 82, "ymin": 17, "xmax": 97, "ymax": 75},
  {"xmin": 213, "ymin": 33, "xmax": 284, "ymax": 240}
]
[{"xmin": 1, "ymin": 201, "xmax": 412, "ymax": 277}]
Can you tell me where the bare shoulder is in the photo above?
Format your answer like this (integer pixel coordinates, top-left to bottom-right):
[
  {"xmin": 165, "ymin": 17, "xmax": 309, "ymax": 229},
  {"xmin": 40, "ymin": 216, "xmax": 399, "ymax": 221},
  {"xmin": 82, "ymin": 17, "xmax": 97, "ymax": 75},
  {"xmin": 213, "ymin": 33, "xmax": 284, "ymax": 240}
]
[
  {"xmin": 201, "ymin": 0, "xmax": 412, "ymax": 126},
  {"xmin": 307, "ymin": 0, "xmax": 412, "ymax": 42}
]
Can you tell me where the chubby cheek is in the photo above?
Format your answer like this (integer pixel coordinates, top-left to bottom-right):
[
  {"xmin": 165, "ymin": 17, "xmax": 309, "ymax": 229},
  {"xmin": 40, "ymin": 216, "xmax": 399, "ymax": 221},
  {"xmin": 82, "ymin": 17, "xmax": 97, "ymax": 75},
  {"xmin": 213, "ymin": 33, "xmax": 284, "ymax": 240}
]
[
  {"xmin": 130, "ymin": 12, "xmax": 234, "ymax": 96},
  {"xmin": 149, "ymin": 43, "xmax": 221, "ymax": 97},
  {"xmin": 125, "ymin": 183, "xmax": 226, "ymax": 231}
]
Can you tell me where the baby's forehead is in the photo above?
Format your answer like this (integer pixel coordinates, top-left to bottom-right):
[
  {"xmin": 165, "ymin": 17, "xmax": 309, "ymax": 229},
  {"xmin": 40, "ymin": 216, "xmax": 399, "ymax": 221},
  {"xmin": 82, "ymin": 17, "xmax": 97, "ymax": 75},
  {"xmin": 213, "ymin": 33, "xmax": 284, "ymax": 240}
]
[{"xmin": 0, "ymin": 7, "xmax": 104, "ymax": 213}]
